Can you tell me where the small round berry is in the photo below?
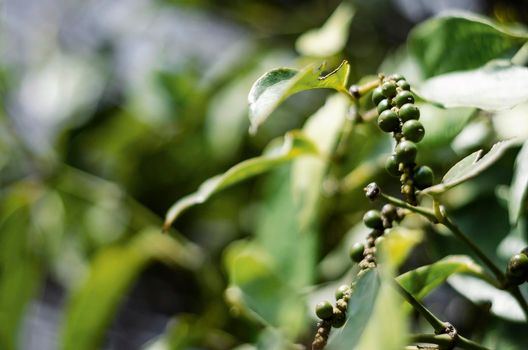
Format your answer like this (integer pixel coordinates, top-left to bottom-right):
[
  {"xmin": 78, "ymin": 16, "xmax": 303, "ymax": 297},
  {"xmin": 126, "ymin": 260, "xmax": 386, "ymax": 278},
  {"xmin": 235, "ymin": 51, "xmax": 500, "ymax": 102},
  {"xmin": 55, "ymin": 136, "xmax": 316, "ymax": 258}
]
[
  {"xmin": 399, "ymin": 103, "xmax": 420, "ymax": 122},
  {"xmin": 381, "ymin": 81, "xmax": 397, "ymax": 98},
  {"xmin": 397, "ymin": 79, "xmax": 410, "ymax": 90},
  {"xmin": 372, "ymin": 87, "xmax": 384, "ymax": 105},
  {"xmin": 395, "ymin": 140, "xmax": 417, "ymax": 164},
  {"xmin": 507, "ymin": 254, "xmax": 528, "ymax": 278},
  {"xmin": 402, "ymin": 120, "xmax": 425, "ymax": 142},
  {"xmin": 385, "ymin": 155, "xmax": 401, "ymax": 177},
  {"xmin": 377, "ymin": 99, "xmax": 391, "ymax": 114},
  {"xmin": 378, "ymin": 110, "xmax": 400, "ymax": 133},
  {"xmin": 335, "ymin": 285, "xmax": 350, "ymax": 300},
  {"xmin": 349, "ymin": 242, "xmax": 365, "ymax": 263},
  {"xmin": 414, "ymin": 165, "xmax": 434, "ymax": 189},
  {"xmin": 363, "ymin": 210, "xmax": 384, "ymax": 229},
  {"xmin": 394, "ymin": 91, "xmax": 415, "ymax": 107},
  {"xmin": 315, "ymin": 301, "xmax": 334, "ymax": 319},
  {"xmin": 390, "ymin": 74, "xmax": 405, "ymax": 81},
  {"xmin": 381, "ymin": 204, "xmax": 397, "ymax": 221},
  {"xmin": 364, "ymin": 182, "xmax": 380, "ymax": 201},
  {"xmin": 332, "ymin": 314, "xmax": 346, "ymax": 328}
]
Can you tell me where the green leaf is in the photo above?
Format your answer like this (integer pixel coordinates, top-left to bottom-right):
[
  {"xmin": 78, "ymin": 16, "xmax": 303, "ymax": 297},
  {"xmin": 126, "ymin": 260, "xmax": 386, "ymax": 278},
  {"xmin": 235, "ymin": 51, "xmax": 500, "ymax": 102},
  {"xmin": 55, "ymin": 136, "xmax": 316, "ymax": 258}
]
[
  {"xmin": 509, "ymin": 140, "xmax": 528, "ymax": 225},
  {"xmin": 163, "ymin": 131, "xmax": 319, "ymax": 230},
  {"xmin": 418, "ymin": 61, "xmax": 528, "ymax": 111},
  {"xmin": 418, "ymin": 104, "xmax": 475, "ymax": 148},
  {"xmin": 224, "ymin": 241, "xmax": 306, "ymax": 338},
  {"xmin": 409, "ymin": 11, "xmax": 527, "ymax": 78},
  {"xmin": 61, "ymin": 229, "xmax": 202, "ymax": 350},
  {"xmin": 327, "ymin": 269, "xmax": 380, "ymax": 350},
  {"xmin": 449, "ymin": 275, "xmax": 527, "ymax": 322},
  {"xmin": 295, "ymin": 2, "xmax": 355, "ymax": 57},
  {"xmin": 397, "ymin": 255, "xmax": 496, "ymax": 302},
  {"xmin": 248, "ymin": 61, "xmax": 350, "ymax": 133},
  {"xmin": 422, "ymin": 139, "xmax": 517, "ymax": 195}
]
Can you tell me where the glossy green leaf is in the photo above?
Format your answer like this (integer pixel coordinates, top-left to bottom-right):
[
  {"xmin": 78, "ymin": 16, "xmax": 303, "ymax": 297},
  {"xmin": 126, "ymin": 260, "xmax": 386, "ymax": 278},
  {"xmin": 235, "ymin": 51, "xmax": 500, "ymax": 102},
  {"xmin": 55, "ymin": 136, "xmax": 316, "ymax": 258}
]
[
  {"xmin": 422, "ymin": 139, "xmax": 516, "ymax": 195},
  {"xmin": 61, "ymin": 229, "xmax": 202, "ymax": 350},
  {"xmin": 248, "ymin": 61, "xmax": 350, "ymax": 133},
  {"xmin": 418, "ymin": 104, "xmax": 475, "ymax": 148},
  {"xmin": 397, "ymin": 255, "xmax": 496, "ymax": 302},
  {"xmin": 449, "ymin": 275, "xmax": 527, "ymax": 322},
  {"xmin": 295, "ymin": 2, "xmax": 355, "ymax": 57},
  {"xmin": 409, "ymin": 11, "xmax": 527, "ymax": 78},
  {"xmin": 163, "ymin": 131, "xmax": 319, "ymax": 230},
  {"xmin": 509, "ymin": 140, "xmax": 528, "ymax": 225},
  {"xmin": 327, "ymin": 269, "xmax": 380, "ymax": 350},
  {"xmin": 418, "ymin": 61, "xmax": 528, "ymax": 111}
]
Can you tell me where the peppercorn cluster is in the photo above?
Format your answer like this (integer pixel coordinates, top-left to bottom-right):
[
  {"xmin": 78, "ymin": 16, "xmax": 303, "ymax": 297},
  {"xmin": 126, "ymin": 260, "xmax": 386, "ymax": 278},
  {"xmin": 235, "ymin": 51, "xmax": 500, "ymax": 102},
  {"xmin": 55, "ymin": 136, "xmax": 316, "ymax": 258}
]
[
  {"xmin": 372, "ymin": 74, "xmax": 433, "ymax": 205},
  {"xmin": 505, "ymin": 247, "xmax": 528, "ymax": 286},
  {"xmin": 311, "ymin": 187, "xmax": 404, "ymax": 350}
]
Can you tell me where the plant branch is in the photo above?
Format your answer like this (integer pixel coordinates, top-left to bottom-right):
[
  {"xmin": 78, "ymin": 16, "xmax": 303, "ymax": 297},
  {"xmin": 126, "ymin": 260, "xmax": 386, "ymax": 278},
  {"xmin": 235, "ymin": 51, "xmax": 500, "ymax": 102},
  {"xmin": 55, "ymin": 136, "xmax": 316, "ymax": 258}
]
[
  {"xmin": 409, "ymin": 334, "xmax": 490, "ymax": 350},
  {"xmin": 393, "ymin": 281, "xmax": 446, "ymax": 333},
  {"xmin": 380, "ymin": 193, "xmax": 438, "ymax": 222}
]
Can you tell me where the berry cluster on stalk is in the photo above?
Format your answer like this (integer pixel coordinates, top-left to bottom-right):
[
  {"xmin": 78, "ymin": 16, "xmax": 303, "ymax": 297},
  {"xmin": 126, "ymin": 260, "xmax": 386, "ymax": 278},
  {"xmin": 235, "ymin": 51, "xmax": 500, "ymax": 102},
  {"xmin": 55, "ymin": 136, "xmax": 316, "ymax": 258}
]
[
  {"xmin": 372, "ymin": 74, "xmax": 433, "ymax": 205},
  {"xmin": 311, "ymin": 197, "xmax": 404, "ymax": 350}
]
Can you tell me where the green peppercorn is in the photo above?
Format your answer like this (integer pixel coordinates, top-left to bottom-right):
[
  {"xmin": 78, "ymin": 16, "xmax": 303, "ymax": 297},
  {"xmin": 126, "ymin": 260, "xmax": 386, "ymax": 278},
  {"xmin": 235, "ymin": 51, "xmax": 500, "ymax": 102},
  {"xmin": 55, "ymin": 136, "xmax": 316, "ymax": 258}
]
[
  {"xmin": 507, "ymin": 254, "xmax": 528, "ymax": 278},
  {"xmin": 315, "ymin": 301, "xmax": 334, "ymax": 319},
  {"xmin": 378, "ymin": 110, "xmax": 400, "ymax": 133},
  {"xmin": 390, "ymin": 74, "xmax": 405, "ymax": 81},
  {"xmin": 335, "ymin": 285, "xmax": 350, "ymax": 300},
  {"xmin": 399, "ymin": 103, "xmax": 420, "ymax": 122},
  {"xmin": 381, "ymin": 81, "xmax": 397, "ymax": 98},
  {"xmin": 385, "ymin": 155, "xmax": 401, "ymax": 177},
  {"xmin": 402, "ymin": 120, "xmax": 425, "ymax": 142},
  {"xmin": 372, "ymin": 87, "xmax": 384, "ymax": 105},
  {"xmin": 521, "ymin": 247, "xmax": 528, "ymax": 257},
  {"xmin": 414, "ymin": 165, "xmax": 434, "ymax": 189},
  {"xmin": 349, "ymin": 242, "xmax": 365, "ymax": 263},
  {"xmin": 394, "ymin": 91, "xmax": 415, "ymax": 107},
  {"xmin": 363, "ymin": 210, "xmax": 384, "ymax": 229},
  {"xmin": 377, "ymin": 99, "xmax": 391, "ymax": 114},
  {"xmin": 395, "ymin": 140, "xmax": 417, "ymax": 164},
  {"xmin": 332, "ymin": 314, "xmax": 346, "ymax": 328},
  {"xmin": 381, "ymin": 204, "xmax": 397, "ymax": 221},
  {"xmin": 397, "ymin": 79, "xmax": 410, "ymax": 90}
]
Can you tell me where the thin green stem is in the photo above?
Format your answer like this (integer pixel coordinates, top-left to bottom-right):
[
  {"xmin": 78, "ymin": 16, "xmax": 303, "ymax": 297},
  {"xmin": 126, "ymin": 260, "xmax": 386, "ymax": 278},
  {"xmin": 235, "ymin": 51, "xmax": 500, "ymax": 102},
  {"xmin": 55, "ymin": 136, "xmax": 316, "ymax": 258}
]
[
  {"xmin": 380, "ymin": 193, "xmax": 438, "ymax": 222},
  {"xmin": 509, "ymin": 286, "xmax": 528, "ymax": 321},
  {"xmin": 409, "ymin": 334, "xmax": 490, "ymax": 350},
  {"xmin": 393, "ymin": 281, "xmax": 446, "ymax": 333},
  {"xmin": 441, "ymin": 215, "xmax": 505, "ymax": 283}
]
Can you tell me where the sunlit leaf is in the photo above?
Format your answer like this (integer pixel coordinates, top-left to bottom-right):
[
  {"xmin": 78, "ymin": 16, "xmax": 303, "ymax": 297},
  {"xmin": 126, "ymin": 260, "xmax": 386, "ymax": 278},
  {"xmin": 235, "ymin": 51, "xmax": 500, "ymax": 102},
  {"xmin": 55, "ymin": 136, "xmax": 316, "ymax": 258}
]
[
  {"xmin": 449, "ymin": 275, "xmax": 527, "ymax": 322},
  {"xmin": 327, "ymin": 269, "xmax": 380, "ymax": 350},
  {"xmin": 163, "ymin": 131, "xmax": 319, "ymax": 230},
  {"xmin": 295, "ymin": 2, "xmax": 355, "ymax": 57},
  {"xmin": 509, "ymin": 140, "xmax": 528, "ymax": 225},
  {"xmin": 418, "ymin": 61, "xmax": 528, "ymax": 111},
  {"xmin": 248, "ymin": 61, "xmax": 350, "ymax": 133},
  {"xmin": 409, "ymin": 11, "xmax": 527, "ymax": 78},
  {"xmin": 397, "ymin": 255, "xmax": 496, "ymax": 302},
  {"xmin": 61, "ymin": 230, "xmax": 202, "ymax": 350},
  {"xmin": 418, "ymin": 104, "xmax": 475, "ymax": 148},
  {"xmin": 422, "ymin": 139, "xmax": 516, "ymax": 195}
]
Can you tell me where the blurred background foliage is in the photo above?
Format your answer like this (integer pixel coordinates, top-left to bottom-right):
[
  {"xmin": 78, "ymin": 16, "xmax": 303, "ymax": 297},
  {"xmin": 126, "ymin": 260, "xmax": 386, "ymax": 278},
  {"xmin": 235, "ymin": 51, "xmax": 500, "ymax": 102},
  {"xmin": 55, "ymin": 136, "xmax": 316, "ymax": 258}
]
[{"xmin": 1, "ymin": 0, "xmax": 528, "ymax": 349}]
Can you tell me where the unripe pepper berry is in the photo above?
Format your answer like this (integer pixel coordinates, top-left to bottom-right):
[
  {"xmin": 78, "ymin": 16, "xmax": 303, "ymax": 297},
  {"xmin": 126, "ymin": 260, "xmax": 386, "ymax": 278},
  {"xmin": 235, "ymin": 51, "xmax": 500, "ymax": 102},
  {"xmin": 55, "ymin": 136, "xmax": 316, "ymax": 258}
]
[
  {"xmin": 394, "ymin": 91, "xmax": 415, "ymax": 107},
  {"xmin": 402, "ymin": 120, "xmax": 425, "ymax": 142},
  {"xmin": 414, "ymin": 165, "xmax": 434, "ymax": 189},
  {"xmin": 397, "ymin": 79, "xmax": 410, "ymax": 90},
  {"xmin": 315, "ymin": 301, "xmax": 334, "ymax": 319},
  {"xmin": 399, "ymin": 103, "xmax": 420, "ymax": 122},
  {"xmin": 385, "ymin": 155, "xmax": 401, "ymax": 177},
  {"xmin": 377, "ymin": 99, "xmax": 391, "ymax": 114},
  {"xmin": 372, "ymin": 87, "xmax": 384, "ymax": 105},
  {"xmin": 390, "ymin": 74, "xmax": 405, "ymax": 81},
  {"xmin": 349, "ymin": 242, "xmax": 365, "ymax": 263},
  {"xmin": 335, "ymin": 285, "xmax": 350, "ymax": 300},
  {"xmin": 395, "ymin": 140, "xmax": 417, "ymax": 164},
  {"xmin": 381, "ymin": 204, "xmax": 398, "ymax": 221},
  {"xmin": 381, "ymin": 81, "xmax": 397, "ymax": 98},
  {"xmin": 363, "ymin": 210, "xmax": 384, "ymax": 229},
  {"xmin": 507, "ymin": 254, "xmax": 528, "ymax": 278},
  {"xmin": 378, "ymin": 110, "xmax": 400, "ymax": 133}
]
